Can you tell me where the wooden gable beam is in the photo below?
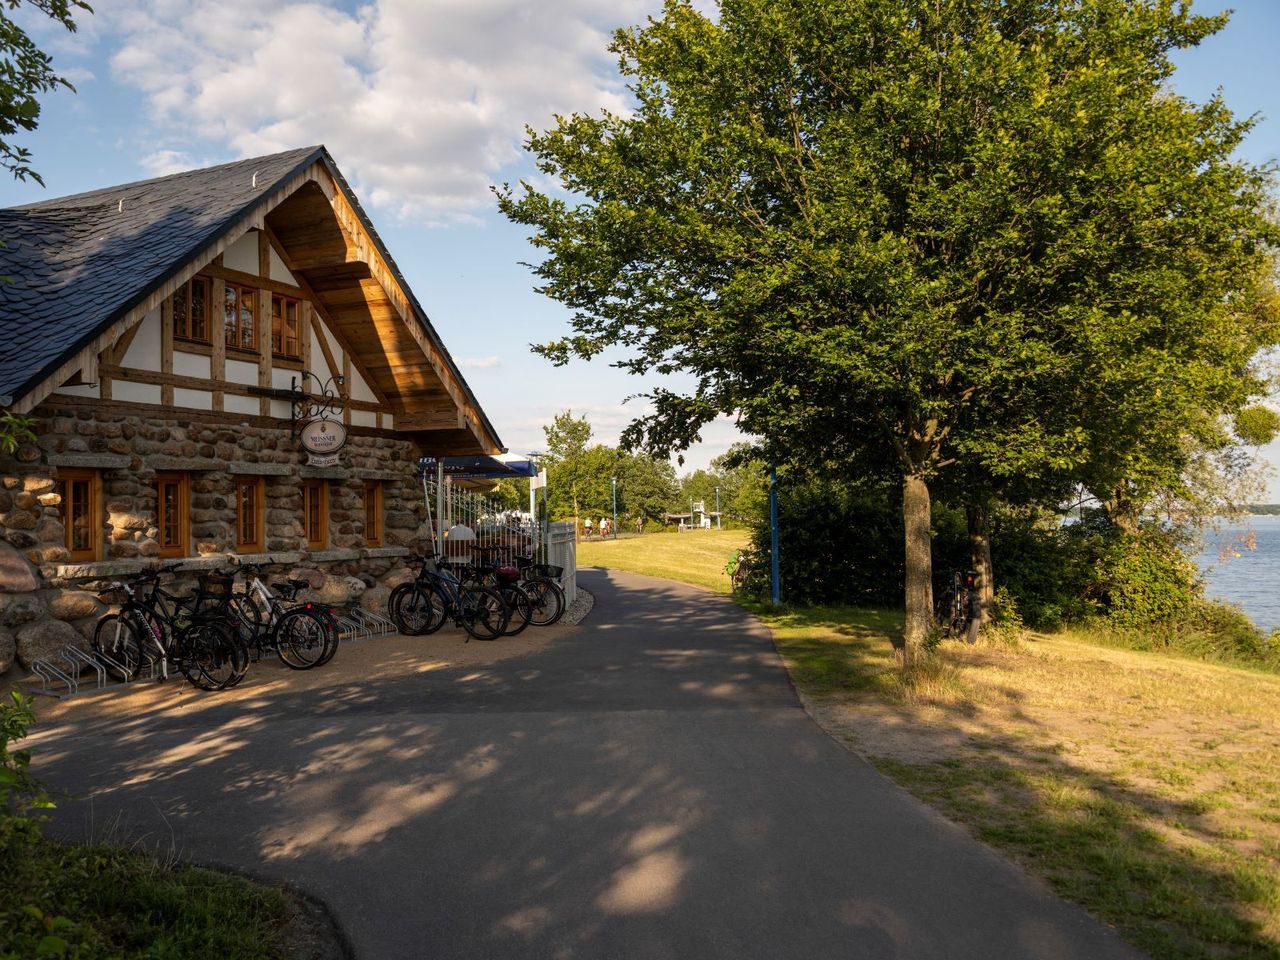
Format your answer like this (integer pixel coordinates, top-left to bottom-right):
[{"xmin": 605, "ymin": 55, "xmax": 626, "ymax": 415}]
[{"xmin": 261, "ymin": 222, "xmax": 392, "ymax": 409}]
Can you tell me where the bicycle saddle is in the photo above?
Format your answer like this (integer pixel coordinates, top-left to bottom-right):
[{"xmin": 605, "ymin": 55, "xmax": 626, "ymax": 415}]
[{"xmin": 271, "ymin": 579, "xmax": 309, "ymax": 600}]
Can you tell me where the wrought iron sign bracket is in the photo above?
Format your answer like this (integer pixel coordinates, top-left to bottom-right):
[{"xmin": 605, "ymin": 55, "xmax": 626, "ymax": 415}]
[{"xmin": 288, "ymin": 370, "xmax": 344, "ymax": 442}]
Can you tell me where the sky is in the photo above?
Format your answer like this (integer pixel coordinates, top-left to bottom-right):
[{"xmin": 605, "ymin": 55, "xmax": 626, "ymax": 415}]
[{"xmin": 1, "ymin": 0, "xmax": 1279, "ymax": 489}]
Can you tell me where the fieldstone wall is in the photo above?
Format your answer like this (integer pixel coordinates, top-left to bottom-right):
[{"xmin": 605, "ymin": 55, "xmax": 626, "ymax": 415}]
[{"xmin": 0, "ymin": 401, "xmax": 435, "ymax": 675}]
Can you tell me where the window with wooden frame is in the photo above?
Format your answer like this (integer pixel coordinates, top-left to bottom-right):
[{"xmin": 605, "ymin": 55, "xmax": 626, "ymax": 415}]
[
  {"xmin": 154, "ymin": 473, "xmax": 189, "ymax": 559},
  {"xmin": 223, "ymin": 281, "xmax": 258, "ymax": 353},
  {"xmin": 234, "ymin": 476, "xmax": 264, "ymax": 554},
  {"xmin": 271, "ymin": 294, "xmax": 302, "ymax": 359},
  {"xmin": 363, "ymin": 481, "xmax": 382, "ymax": 547},
  {"xmin": 172, "ymin": 276, "xmax": 211, "ymax": 342},
  {"xmin": 56, "ymin": 470, "xmax": 100, "ymax": 562},
  {"xmin": 302, "ymin": 481, "xmax": 327, "ymax": 550}
]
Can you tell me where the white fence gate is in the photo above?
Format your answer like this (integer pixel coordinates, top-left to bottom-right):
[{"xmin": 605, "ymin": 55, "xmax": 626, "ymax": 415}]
[{"xmin": 420, "ymin": 474, "xmax": 577, "ymax": 606}]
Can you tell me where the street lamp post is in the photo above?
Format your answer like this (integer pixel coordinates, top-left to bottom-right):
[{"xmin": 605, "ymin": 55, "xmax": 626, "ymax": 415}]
[
  {"xmin": 715, "ymin": 486, "xmax": 721, "ymax": 530},
  {"xmin": 611, "ymin": 476, "xmax": 618, "ymax": 539}
]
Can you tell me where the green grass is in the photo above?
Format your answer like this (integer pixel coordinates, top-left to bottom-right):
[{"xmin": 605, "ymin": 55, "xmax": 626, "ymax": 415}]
[
  {"xmin": 1, "ymin": 827, "xmax": 296, "ymax": 959},
  {"xmin": 577, "ymin": 529, "xmax": 750, "ymax": 593},
  {"xmin": 580, "ymin": 541, "xmax": 1280, "ymax": 960}
]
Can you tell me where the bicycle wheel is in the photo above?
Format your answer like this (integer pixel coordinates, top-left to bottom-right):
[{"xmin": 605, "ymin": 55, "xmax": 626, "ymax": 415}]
[
  {"xmin": 459, "ymin": 585, "xmax": 508, "ymax": 641},
  {"xmin": 273, "ymin": 608, "xmax": 330, "ymax": 669},
  {"xmin": 390, "ymin": 582, "xmax": 446, "ymax": 636},
  {"xmin": 499, "ymin": 583, "xmax": 534, "ymax": 637},
  {"xmin": 227, "ymin": 592, "xmax": 268, "ymax": 659},
  {"xmin": 178, "ymin": 620, "xmax": 247, "ymax": 691},
  {"xmin": 91, "ymin": 613, "xmax": 143, "ymax": 681},
  {"xmin": 312, "ymin": 607, "xmax": 341, "ymax": 665},
  {"xmin": 525, "ymin": 577, "xmax": 566, "ymax": 626}
]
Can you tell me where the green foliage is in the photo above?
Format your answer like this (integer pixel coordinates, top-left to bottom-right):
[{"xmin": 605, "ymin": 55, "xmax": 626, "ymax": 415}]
[
  {"xmin": 1233, "ymin": 405, "xmax": 1280, "ymax": 448},
  {"xmin": 1098, "ymin": 530, "xmax": 1201, "ymax": 630},
  {"xmin": 0, "ymin": 0, "xmax": 92, "ymax": 184},
  {"xmin": 741, "ymin": 475, "xmax": 969, "ymax": 606},
  {"xmin": 541, "ymin": 410, "xmax": 677, "ymax": 523},
  {"xmin": 0, "ymin": 412, "xmax": 34, "ymax": 453}
]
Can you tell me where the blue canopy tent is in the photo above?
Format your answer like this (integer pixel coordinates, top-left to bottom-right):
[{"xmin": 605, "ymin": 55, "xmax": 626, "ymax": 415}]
[{"xmin": 418, "ymin": 455, "xmax": 539, "ymax": 480}]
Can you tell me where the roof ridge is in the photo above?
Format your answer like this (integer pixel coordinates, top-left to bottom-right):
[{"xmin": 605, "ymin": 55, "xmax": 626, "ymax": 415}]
[{"xmin": 9, "ymin": 145, "xmax": 326, "ymax": 211}]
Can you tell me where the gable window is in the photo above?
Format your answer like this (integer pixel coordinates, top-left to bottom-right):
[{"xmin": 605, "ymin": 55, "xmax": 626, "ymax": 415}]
[
  {"xmin": 56, "ymin": 470, "xmax": 100, "ymax": 562},
  {"xmin": 234, "ymin": 476, "xmax": 263, "ymax": 553},
  {"xmin": 271, "ymin": 294, "xmax": 301, "ymax": 359},
  {"xmin": 364, "ymin": 481, "xmax": 382, "ymax": 547},
  {"xmin": 223, "ymin": 281, "xmax": 257, "ymax": 353},
  {"xmin": 302, "ymin": 481, "xmax": 327, "ymax": 550},
  {"xmin": 173, "ymin": 276, "xmax": 210, "ymax": 342},
  {"xmin": 154, "ymin": 473, "xmax": 189, "ymax": 558}
]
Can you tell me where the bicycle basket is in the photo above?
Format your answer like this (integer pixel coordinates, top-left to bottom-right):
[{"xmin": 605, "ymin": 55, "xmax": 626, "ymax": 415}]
[{"xmin": 194, "ymin": 572, "xmax": 234, "ymax": 609}]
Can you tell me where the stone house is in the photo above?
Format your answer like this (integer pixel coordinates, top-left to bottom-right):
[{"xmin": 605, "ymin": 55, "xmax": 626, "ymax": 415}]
[{"xmin": 0, "ymin": 146, "xmax": 504, "ymax": 674}]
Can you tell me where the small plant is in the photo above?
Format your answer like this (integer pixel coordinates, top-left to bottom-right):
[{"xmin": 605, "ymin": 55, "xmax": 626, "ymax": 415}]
[{"xmin": 0, "ymin": 412, "xmax": 36, "ymax": 454}]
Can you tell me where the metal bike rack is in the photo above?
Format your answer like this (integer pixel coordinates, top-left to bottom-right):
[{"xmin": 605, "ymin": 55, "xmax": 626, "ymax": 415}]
[
  {"xmin": 350, "ymin": 607, "xmax": 396, "ymax": 638},
  {"xmin": 62, "ymin": 647, "xmax": 106, "ymax": 692},
  {"xmin": 31, "ymin": 654, "xmax": 78, "ymax": 697}
]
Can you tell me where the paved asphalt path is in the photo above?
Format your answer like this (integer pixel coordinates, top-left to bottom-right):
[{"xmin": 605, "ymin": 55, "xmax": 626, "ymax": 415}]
[{"xmin": 32, "ymin": 568, "xmax": 1143, "ymax": 960}]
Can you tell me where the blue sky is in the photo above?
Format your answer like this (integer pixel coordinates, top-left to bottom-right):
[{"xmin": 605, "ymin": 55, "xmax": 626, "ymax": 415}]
[{"xmin": 3, "ymin": 0, "xmax": 1279, "ymax": 491}]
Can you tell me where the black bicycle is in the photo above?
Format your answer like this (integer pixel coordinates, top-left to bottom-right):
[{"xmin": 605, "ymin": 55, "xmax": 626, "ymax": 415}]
[
  {"xmin": 935, "ymin": 569, "xmax": 981, "ymax": 643},
  {"xmin": 223, "ymin": 561, "xmax": 340, "ymax": 669},
  {"xmin": 389, "ymin": 552, "xmax": 509, "ymax": 640},
  {"xmin": 92, "ymin": 567, "xmax": 248, "ymax": 690}
]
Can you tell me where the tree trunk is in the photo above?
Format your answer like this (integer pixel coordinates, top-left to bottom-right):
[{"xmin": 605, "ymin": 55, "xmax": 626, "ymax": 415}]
[
  {"xmin": 902, "ymin": 473, "xmax": 934, "ymax": 664},
  {"xmin": 966, "ymin": 500, "xmax": 995, "ymax": 634}
]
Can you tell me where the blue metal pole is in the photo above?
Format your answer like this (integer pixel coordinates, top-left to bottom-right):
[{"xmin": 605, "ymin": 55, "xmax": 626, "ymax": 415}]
[
  {"xmin": 769, "ymin": 466, "xmax": 781, "ymax": 605},
  {"xmin": 611, "ymin": 476, "xmax": 618, "ymax": 539}
]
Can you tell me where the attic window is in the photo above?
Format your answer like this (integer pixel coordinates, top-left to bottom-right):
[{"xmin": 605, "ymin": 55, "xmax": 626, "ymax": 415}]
[{"xmin": 173, "ymin": 276, "xmax": 210, "ymax": 342}]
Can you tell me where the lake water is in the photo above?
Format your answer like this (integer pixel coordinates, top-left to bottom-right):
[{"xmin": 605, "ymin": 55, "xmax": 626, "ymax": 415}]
[{"xmin": 1195, "ymin": 514, "xmax": 1280, "ymax": 632}]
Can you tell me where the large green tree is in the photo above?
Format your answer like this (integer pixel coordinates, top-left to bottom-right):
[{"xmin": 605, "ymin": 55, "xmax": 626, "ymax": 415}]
[{"xmin": 501, "ymin": 0, "xmax": 1278, "ymax": 658}]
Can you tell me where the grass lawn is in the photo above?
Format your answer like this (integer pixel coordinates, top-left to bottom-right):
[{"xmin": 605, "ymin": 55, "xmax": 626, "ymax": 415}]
[
  {"xmin": 580, "ymin": 539, "xmax": 1280, "ymax": 959},
  {"xmin": 577, "ymin": 529, "xmax": 749, "ymax": 593},
  {"xmin": 0, "ymin": 832, "xmax": 305, "ymax": 959}
]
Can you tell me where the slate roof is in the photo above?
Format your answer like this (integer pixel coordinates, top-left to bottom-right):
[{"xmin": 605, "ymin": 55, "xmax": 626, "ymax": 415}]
[
  {"xmin": 0, "ymin": 146, "xmax": 322, "ymax": 404},
  {"xmin": 0, "ymin": 147, "xmax": 501, "ymax": 451}
]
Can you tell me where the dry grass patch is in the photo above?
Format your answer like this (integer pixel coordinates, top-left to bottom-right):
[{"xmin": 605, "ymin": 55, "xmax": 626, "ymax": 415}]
[{"xmin": 764, "ymin": 606, "xmax": 1280, "ymax": 960}]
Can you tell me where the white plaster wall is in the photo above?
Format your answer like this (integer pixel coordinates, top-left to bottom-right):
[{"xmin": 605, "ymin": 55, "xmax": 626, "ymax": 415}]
[
  {"xmin": 120, "ymin": 307, "xmax": 162, "ymax": 370},
  {"xmin": 351, "ymin": 410, "xmax": 377, "ymax": 428},
  {"xmin": 270, "ymin": 398, "xmax": 291, "ymax": 419},
  {"xmin": 384, "ymin": 413, "xmax": 394, "ymax": 429},
  {"xmin": 271, "ymin": 368, "xmax": 298, "ymax": 391},
  {"xmin": 226, "ymin": 359, "xmax": 259, "ymax": 385},
  {"xmin": 225, "ymin": 395, "xmax": 259, "ymax": 416},
  {"xmin": 268, "ymin": 247, "xmax": 297, "ymax": 285},
  {"xmin": 173, "ymin": 352, "xmax": 211, "ymax": 379},
  {"xmin": 223, "ymin": 232, "xmax": 260, "ymax": 275},
  {"xmin": 174, "ymin": 388, "xmax": 213, "ymax": 410},
  {"xmin": 114, "ymin": 382, "xmax": 162, "ymax": 405},
  {"xmin": 349, "ymin": 368, "xmax": 376, "ymax": 403},
  {"xmin": 52, "ymin": 382, "xmax": 99, "ymax": 399}
]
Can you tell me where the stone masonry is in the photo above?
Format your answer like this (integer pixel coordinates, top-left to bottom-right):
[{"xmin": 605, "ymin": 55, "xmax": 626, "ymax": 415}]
[{"xmin": 0, "ymin": 399, "xmax": 434, "ymax": 674}]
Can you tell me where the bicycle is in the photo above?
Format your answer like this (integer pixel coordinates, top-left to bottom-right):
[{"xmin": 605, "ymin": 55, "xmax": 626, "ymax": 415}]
[
  {"xmin": 92, "ymin": 567, "xmax": 247, "ymax": 691},
  {"xmin": 515, "ymin": 555, "xmax": 566, "ymax": 626},
  {"xmin": 388, "ymin": 552, "xmax": 509, "ymax": 641},
  {"xmin": 463, "ymin": 546, "xmax": 536, "ymax": 636},
  {"xmin": 224, "ymin": 561, "xmax": 339, "ymax": 668},
  {"xmin": 935, "ymin": 569, "xmax": 981, "ymax": 643},
  {"xmin": 727, "ymin": 547, "xmax": 757, "ymax": 595}
]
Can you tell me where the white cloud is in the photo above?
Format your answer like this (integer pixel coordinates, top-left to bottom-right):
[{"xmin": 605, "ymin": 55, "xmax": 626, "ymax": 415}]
[
  {"xmin": 101, "ymin": 0, "xmax": 652, "ymax": 222},
  {"xmin": 460, "ymin": 355, "xmax": 502, "ymax": 369}
]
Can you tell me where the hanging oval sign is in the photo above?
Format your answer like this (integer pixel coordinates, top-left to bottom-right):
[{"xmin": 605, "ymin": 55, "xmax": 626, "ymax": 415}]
[{"xmin": 300, "ymin": 417, "xmax": 348, "ymax": 458}]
